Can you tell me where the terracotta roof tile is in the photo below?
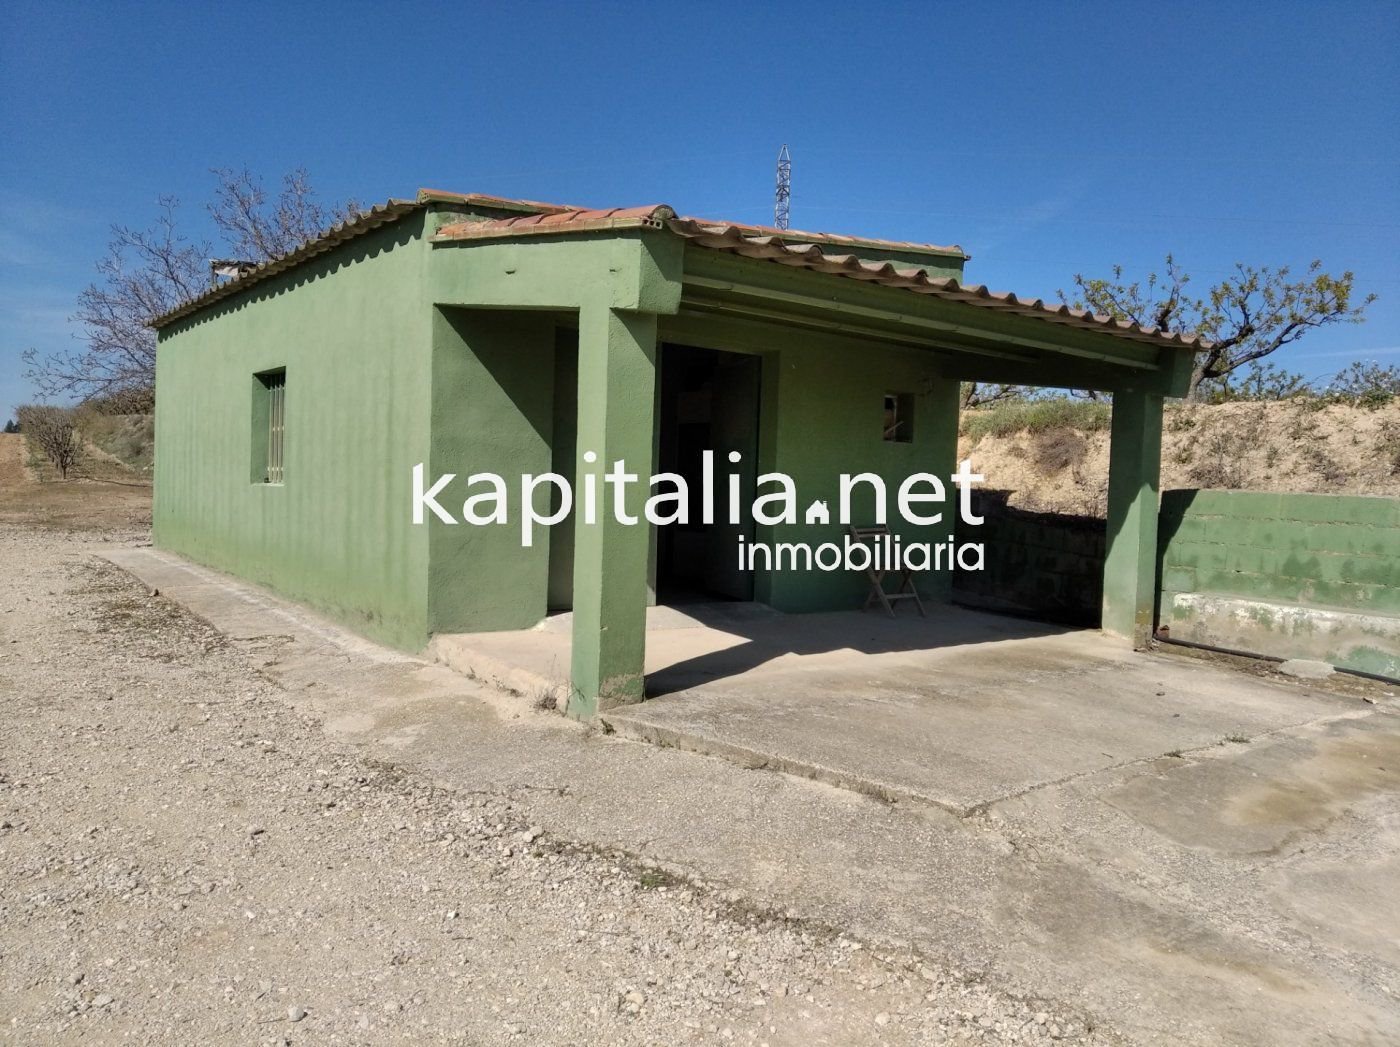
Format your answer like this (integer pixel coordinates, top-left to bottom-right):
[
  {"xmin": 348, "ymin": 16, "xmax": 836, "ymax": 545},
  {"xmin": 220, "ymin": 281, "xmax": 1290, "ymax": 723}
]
[
  {"xmin": 682, "ymin": 217, "xmax": 966, "ymax": 258},
  {"xmin": 435, "ymin": 205, "xmax": 675, "ymax": 240},
  {"xmin": 666, "ymin": 217, "xmax": 1207, "ymax": 350},
  {"xmin": 154, "ymin": 188, "xmax": 1208, "ymax": 350}
]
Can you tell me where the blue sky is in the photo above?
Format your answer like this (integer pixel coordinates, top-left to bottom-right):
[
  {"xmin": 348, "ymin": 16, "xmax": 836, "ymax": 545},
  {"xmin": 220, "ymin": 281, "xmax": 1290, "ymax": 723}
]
[{"xmin": 2, "ymin": 0, "xmax": 1397, "ymax": 419}]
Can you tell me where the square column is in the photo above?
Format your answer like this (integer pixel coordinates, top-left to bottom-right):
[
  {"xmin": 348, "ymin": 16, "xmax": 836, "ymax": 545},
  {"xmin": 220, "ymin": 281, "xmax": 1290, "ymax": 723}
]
[
  {"xmin": 922, "ymin": 377, "xmax": 963, "ymax": 604},
  {"xmin": 1102, "ymin": 388, "xmax": 1163, "ymax": 645},
  {"xmin": 567, "ymin": 303, "xmax": 658, "ymax": 718}
]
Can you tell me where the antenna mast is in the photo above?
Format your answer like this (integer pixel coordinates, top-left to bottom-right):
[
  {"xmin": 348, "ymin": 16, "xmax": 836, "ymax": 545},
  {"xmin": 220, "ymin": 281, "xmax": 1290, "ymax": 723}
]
[{"xmin": 774, "ymin": 144, "xmax": 791, "ymax": 230}]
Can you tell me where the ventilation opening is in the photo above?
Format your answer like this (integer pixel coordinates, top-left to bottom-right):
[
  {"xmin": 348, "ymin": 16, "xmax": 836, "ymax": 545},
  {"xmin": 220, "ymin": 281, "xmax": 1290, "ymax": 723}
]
[{"xmin": 883, "ymin": 392, "xmax": 914, "ymax": 443}]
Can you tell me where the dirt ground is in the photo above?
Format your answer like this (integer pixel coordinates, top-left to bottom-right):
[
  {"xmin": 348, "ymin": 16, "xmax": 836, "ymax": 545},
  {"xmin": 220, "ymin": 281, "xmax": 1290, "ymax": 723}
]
[
  {"xmin": 0, "ymin": 436, "xmax": 1105, "ymax": 1044},
  {"xmin": 0, "ymin": 433, "xmax": 151, "ymax": 531}
]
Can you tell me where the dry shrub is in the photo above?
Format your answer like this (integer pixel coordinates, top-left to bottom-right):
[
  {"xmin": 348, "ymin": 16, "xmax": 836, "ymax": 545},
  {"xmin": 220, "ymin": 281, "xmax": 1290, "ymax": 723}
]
[
  {"xmin": 1302, "ymin": 444, "xmax": 1348, "ymax": 486},
  {"xmin": 1031, "ymin": 426, "xmax": 1088, "ymax": 474},
  {"xmin": 961, "ymin": 397, "xmax": 1111, "ymax": 440},
  {"xmin": 1381, "ymin": 421, "xmax": 1400, "ymax": 477},
  {"xmin": 1188, "ymin": 430, "xmax": 1246, "ymax": 489}
]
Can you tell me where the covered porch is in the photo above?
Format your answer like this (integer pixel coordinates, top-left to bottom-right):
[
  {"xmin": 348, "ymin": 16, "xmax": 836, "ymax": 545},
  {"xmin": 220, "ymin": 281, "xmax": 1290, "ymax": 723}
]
[{"xmin": 426, "ymin": 206, "xmax": 1201, "ymax": 718}]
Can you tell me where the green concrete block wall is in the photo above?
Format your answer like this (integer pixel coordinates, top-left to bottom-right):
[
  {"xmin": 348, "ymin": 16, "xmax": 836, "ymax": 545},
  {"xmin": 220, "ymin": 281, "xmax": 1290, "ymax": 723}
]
[
  {"xmin": 1157, "ymin": 489, "xmax": 1400, "ymax": 678},
  {"xmin": 953, "ymin": 491, "xmax": 1106, "ymax": 625},
  {"xmin": 153, "ymin": 217, "xmax": 435, "ymax": 650}
]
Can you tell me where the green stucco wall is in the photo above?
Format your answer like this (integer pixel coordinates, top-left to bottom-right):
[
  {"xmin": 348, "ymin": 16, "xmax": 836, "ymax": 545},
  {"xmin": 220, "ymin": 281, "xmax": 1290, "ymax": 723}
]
[
  {"xmin": 427, "ymin": 308, "xmax": 560, "ymax": 634},
  {"xmin": 1158, "ymin": 489, "xmax": 1400, "ymax": 678},
  {"xmin": 154, "ymin": 216, "xmax": 436, "ymax": 650},
  {"xmin": 750, "ymin": 337, "xmax": 961, "ymax": 612}
]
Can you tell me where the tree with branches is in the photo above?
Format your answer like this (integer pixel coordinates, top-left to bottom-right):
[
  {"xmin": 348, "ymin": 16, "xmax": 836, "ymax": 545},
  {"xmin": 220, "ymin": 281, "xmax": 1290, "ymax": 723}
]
[
  {"xmin": 22, "ymin": 168, "xmax": 357, "ymax": 405},
  {"xmin": 960, "ymin": 382, "xmax": 1029, "ymax": 409},
  {"xmin": 16, "ymin": 404, "xmax": 83, "ymax": 479},
  {"xmin": 1060, "ymin": 256, "xmax": 1375, "ymax": 399},
  {"xmin": 208, "ymin": 167, "xmax": 358, "ymax": 261}
]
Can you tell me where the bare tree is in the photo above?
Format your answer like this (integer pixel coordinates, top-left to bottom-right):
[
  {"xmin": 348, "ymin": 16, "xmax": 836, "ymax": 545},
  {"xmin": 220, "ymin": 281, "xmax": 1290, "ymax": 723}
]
[
  {"xmin": 82, "ymin": 386, "xmax": 157, "ymax": 415},
  {"xmin": 960, "ymin": 382, "xmax": 1028, "ymax": 409},
  {"xmin": 209, "ymin": 167, "xmax": 360, "ymax": 261},
  {"xmin": 1060, "ymin": 255, "xmax": 1375, "ymax": 399},
  {"xmin": 21, "ymin": 169, "xmax": 356, "ymax": 405},
  {"xmin": 16, "ymin": 405, "xmax": 83, "ymax": 479},
  {"xmin": 23, "ymin": 199, "xmax": 206, "ymax": 403}
]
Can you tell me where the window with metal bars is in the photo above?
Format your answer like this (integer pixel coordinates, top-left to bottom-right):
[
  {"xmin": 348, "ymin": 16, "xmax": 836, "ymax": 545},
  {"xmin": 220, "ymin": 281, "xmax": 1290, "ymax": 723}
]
[{"xmin": 254, "ymin": 369, "xmax": 286, "ymax": 484}]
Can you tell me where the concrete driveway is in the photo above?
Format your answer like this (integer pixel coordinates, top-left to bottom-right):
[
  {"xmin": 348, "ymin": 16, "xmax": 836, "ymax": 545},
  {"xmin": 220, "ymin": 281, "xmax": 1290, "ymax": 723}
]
[
  {"xmin": 438, "ymin": 600, "xmax": 1371, "ymax": 814},
  {"xmin": 107, "ymin": 548, "xmax": 1400, "ymax": 1045}
]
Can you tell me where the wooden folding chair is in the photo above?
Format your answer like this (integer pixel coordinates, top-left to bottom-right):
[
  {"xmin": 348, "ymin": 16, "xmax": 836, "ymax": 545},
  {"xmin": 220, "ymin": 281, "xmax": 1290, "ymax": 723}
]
[{"xmin": 849, "ymin": 524, "xmax": 926, "ymax": 618}]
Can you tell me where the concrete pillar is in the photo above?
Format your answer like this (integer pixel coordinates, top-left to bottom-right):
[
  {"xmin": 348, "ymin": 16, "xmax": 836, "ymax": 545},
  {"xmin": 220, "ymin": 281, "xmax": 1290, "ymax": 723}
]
[
  {"xmin": 567, "ymin": 302, "xmax": 658, "ymax": 718},
  {"xmin": 923, "ymin": 377, "xmax": 962, "ymax": 604},
  {"xmin": 1102, "ymin": 388, "xmax": 1163, "ymax": 645}
]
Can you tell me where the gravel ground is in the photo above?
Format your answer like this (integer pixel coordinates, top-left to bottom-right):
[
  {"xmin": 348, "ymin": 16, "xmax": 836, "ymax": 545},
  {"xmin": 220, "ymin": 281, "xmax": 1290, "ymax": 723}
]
[{"xmin": 0, "ymin": 522, "xmax": 1111, "ymax": 1046}]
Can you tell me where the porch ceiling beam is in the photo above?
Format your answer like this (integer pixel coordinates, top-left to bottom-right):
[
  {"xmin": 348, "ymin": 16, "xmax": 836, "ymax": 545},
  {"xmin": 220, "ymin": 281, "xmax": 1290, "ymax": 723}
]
[
  {"xmin": 677, "ymin": 295, "xmax": 1042, "ymax": 365},
  {"xmin": 935, "ymin": 355, "xmax": 1125, "ymax": 394},
  {"xmin": 685, "ymin": 273, "xmax": 1158, "ymax": 373},
  {"xmin": 660, "ymin": 309, "xmax": 913, "ymax": 358},
  {"xmin": 682, "ymin": 254, "xmax": 1166, "ymax": 372}
]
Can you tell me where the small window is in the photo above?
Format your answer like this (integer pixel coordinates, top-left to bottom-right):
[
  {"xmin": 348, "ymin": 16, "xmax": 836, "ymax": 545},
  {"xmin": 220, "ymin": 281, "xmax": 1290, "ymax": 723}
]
[
  {"xmin": 253, "ymin": 369, "xmax": 286, "ymax": 484},
  {"xmin": 883, "ymin": 392, "xmax": 914, "ymax": 443}
]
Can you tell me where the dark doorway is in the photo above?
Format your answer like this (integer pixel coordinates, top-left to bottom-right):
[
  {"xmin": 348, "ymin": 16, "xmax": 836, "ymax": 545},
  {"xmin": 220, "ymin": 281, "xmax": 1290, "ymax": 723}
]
[{"xmin": 656, "ymin": 344, "xmax": 762, "ymax": 603}]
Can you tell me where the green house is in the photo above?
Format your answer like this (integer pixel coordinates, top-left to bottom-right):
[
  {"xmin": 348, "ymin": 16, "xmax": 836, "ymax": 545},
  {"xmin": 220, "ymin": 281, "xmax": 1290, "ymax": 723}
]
[{"xmin": 152, "ymin": 189, "xmax": 1202, "ymax": 717}]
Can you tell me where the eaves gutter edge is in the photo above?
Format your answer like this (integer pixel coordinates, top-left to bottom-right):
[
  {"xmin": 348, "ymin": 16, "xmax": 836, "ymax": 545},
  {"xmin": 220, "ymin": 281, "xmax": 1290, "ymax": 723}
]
[
  {"xmin": 150, "ymin": 198, "xmax": 425, "ymax": 329},
  {"xmin": 429, "ymin": 215, "xmax": 672, "ymax": 244}
]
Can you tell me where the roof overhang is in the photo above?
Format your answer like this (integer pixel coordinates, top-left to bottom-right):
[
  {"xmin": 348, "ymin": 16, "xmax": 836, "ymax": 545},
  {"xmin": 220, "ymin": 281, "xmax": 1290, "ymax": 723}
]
[
  {"xmin": 153, "ymin": 187, "xmax": 1208, "ymax": 395},
  {"xmin": 667, "ymin": 218, "xmax": 1204, "ymax": 353},
  {"xmin": 151, "ymin": 189, "xmax": 580, "ymax": 329},
  {"xmin": 152, "ymin": 196, "xmax": 425, "ymax": 329},
  {"xmin": 670, "ymin": 248, "xmax": 1196, "ymax": 395}
]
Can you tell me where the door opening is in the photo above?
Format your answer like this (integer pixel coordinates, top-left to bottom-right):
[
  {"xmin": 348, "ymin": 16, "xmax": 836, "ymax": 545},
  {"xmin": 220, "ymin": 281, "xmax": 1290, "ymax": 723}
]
[{"xmin": 656, "ymin": 344, "xmax": 762, "ymax": 603}]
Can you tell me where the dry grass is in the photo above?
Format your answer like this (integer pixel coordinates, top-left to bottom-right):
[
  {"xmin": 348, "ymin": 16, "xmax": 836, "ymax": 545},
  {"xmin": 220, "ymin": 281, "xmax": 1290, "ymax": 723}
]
[
  {"xmin": 961, "ymin": 398, "xmax": 1111, "ymax": 440},
  {"xmin": 960, "ymin": 400, "xmax": 1400, "ymax": 516},
  {"xmin": 77, "ymin": 412, "xmax": 154, "ymax": 474}
]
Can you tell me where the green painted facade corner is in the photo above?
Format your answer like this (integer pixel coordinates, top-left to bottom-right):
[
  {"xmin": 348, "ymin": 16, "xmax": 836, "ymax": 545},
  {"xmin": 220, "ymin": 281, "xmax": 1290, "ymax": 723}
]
[
  {"xmin": 154, "ymin": 213, "xmax": 436, "ymax": 650},
  {"xmin": 427, "ymin": 307, "xmax": 559, "ymax": 634}
]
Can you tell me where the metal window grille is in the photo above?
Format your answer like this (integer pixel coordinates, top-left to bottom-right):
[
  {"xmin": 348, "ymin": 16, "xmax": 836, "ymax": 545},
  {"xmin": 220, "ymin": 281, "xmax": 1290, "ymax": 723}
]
[{"xmin": 266, "ymin": 375, "xmax": 285, "ymax": 483}]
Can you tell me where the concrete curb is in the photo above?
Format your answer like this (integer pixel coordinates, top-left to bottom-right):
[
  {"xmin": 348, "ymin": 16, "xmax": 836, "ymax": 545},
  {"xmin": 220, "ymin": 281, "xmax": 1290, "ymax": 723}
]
[{"xmin": 600, "ymin": 708, "xmax": 972, "ymax": 816}]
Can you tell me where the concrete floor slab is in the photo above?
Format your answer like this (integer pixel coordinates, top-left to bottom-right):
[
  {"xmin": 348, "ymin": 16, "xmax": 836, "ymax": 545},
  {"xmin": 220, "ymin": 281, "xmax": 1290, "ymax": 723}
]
[
  {"xmin": 122, "ymin": 548, "xmax": 1365, "ymax": 819},
  {"xmin": 436, "ymin": 599, "xmax": 1355, "ymax": 814},
  {"xmin": 599, "ymin": 604, "xmax": 1344, "ymax": 817},
  {"xmin": 434, "ymin": 593, "xmax": 1355, "ymax": 811}
]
